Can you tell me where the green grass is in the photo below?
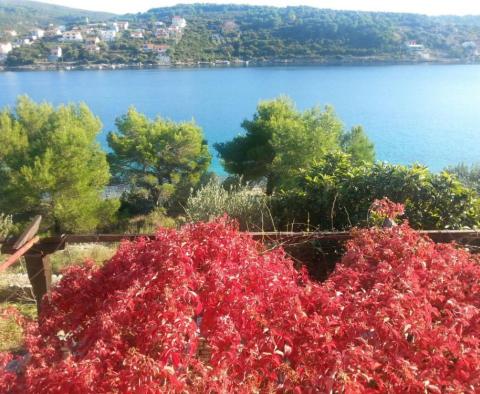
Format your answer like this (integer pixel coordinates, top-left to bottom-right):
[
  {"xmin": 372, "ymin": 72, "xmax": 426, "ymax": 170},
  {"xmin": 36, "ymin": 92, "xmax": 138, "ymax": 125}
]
[
  {"xmin": 49, "ymin": 243, "xmax": 117, "ymax": 274},
  {"xmin": 0, "ymin": 301, "xmax": 36, "ymax": 353}
]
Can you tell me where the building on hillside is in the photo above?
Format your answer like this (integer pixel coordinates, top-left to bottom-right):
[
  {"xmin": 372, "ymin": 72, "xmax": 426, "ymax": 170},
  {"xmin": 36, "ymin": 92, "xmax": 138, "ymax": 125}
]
[
  {"xmin": 4, "ymin": 30, "xmax": 17, "ymax": 37},
  {"xmin": 0, "ymin": 42, "xmax": 12, "ymax": 55},
  {"xmin": 45, "ymin": 26, "xmax": 62, "ymax": 37},
  {"xmin": 171, "ymin": 16, "xmax": 187, "ymax": 29},
  {"xmin": 82, "ymin": 27, "xmax": 96, "ymax": 35},
  {"xmin": 62, "ymin": 30, "xmax": 83, "ymax": 42},
  {"xmin": 130, "ymin": 29, "xmax": 144, "ymax": 39},
  {"xmin": 142, "ymin": 43, "xmax": 169, "ymax": 54},
  {"xmin": 0, "ymin": 42, "xmax": 12, "ymax": 62},
  {"xmin": 48, "ymin": 46, "xmax": 62, "ymax": 62},
  {"xmin": 155, "ymin": 28, "xmax": 169, "ymax": 39},
  {"xmin": 85, "ymin": 37, "xmax": 101, "ymax": 52},
  {"xmin": 99, "ymin": 30, "xmax": 117, "ymax": 42},
  {"xmin": 30, "ymin": 28, "xmax": 44, "ymax": 40},
  {"xmin": 109, "ymin": 22, "xmax": 120, "ymax": 33},
  {"xmin": 405, "ymin": 41, "xmax": 425, "ymax": 52},
  {"xmin": 116, "ymin": 21, "xmax": 129, "ymax": 31},
  {"xmin": 155, "ymin": 21, "xmax": 165, "ymax": 27},
  {"xmin": 167, "ymin": 26, "xmax": 182, "ymax": 40},
  {"xmin": 156, "ymin": 54, "xmax": 171, "ymax": 65},
  {"xmin": 87, "ymin": 23, "xmax": 107, "ymax": 29}
]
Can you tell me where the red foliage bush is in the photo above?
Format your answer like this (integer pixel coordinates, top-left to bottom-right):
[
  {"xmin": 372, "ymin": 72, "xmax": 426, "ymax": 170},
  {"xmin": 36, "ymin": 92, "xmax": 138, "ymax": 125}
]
[
  {"xmin": 1, "ymin": 203, "xmax": 480, "ymax": 393},
  {"xmin": 371, "ymin": 197, "xmax": 405, "ymax": 219}
]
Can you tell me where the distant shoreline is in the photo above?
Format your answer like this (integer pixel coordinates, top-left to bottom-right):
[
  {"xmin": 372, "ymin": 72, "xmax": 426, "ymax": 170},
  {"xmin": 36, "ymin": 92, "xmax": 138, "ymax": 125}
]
[{"xmin": 1, "ymin": 58, "xmax": 477, "ymax": 73}]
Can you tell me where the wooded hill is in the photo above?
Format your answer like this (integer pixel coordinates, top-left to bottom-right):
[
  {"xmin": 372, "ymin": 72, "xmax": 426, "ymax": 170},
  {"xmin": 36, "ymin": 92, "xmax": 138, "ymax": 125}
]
[
  {"xmin": 128, "ymin": 4, "xmax": 480, "ymax": 62},
  {"xmin": 0, "ymin": 0, "xmax": 114, "ymax": 32},
  {"xmin": 3, "ymin": 2, "xmax": 480, "ymax": 63}
]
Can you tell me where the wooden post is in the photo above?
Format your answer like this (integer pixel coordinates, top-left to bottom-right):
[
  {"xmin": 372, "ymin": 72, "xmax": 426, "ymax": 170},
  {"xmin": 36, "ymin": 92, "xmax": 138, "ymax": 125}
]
[
  {"xmin": 24, "ymin": 253, "xmax": 52, "ymax": 314},
  {"xmin": 0, "ymin": 236, "xmax": 39, "ymax": 272}
]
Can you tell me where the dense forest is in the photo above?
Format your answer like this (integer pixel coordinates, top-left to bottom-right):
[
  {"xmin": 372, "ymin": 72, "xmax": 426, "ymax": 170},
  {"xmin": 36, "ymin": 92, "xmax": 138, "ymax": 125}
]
[{"xmin": 128, "ymin": 4, "xmax": 480, "ymax": 62}]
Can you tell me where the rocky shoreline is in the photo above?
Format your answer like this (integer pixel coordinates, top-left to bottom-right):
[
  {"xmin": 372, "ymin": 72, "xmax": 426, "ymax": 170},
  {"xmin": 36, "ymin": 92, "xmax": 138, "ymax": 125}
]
[{"xmin": 1, "ymin": 57, "xmax": 476, "ymax": 72}]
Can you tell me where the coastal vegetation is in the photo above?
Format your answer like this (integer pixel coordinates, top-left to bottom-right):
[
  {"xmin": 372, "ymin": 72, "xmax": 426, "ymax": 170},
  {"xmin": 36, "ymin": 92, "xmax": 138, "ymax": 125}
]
[
  {"xmin": 0, "ymin": 214, "xmax": 12, "ymax": 240},
  {"xmin": 185, "ymin": 178, "xmax": 270, "ymax": 231},
  {"xmin": 274, "ymin": 152, "xmax": 480, "ymax": 230},
  {"xmin": 1, "ymin": 6, "xmax": 480, "ymax": 391},
  {"xmin": 1, "ymin": 95, "xmax": 480, "ymax": 235},
  {"xmin": 1, "ymin": 97, "xmax": 480, "ymax": 391},
  {"xmin": 152, "ymin": 4, "xmax": 480, "ymax": 63},
  {"xmin": 0, "ymin": 97, "xmax": 119, "ymax": 233},
  {"xmin": 445, "ymin": 162, "xmax": 480, "ymax": 194},
  {"xmin": 107, "ymin": 108, "xmax": 211, "ymax": 217},
  {"xmin": 215, "ymin": 96, "xmax": 374, "ymax": 195},
  {"xmin": 3, "ymin": 3, "xmax": 480, "ymax": 68}
]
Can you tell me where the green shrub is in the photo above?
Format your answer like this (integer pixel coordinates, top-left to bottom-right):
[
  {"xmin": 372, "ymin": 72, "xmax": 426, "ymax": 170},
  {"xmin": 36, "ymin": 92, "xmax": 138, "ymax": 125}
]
[
  {"xmin": 0, "ymin": 214, "xmax": 13, "ymax": 240},
  {"xmin": 48, "ymin": 244, "xmax": 117, "ymax": 275},
  {"xmin": 185, "ymin": 179, "xmax": 272, "ymax": 231},
  {"xmin": 124, "ymin": 208, "xmax": 177, "ymax": 234},
  {"xmin": 445, "ymin": 163, "xmax": 480, "ymax": 194},
  {"xmin": 274, "ymin": 152, "xmax": 480, "ymax": 230}
]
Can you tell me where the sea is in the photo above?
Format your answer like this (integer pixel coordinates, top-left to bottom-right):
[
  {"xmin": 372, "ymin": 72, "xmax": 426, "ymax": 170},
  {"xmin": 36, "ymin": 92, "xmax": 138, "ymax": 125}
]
[{"xmin": 1, "ymin": 64, "xmax": 480, "ymax": 173}]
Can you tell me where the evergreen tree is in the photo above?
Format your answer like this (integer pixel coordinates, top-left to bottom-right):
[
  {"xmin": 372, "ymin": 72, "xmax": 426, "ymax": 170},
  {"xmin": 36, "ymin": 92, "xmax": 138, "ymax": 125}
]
[
  {"xmin": 0, "ymin": 97, "xmax": 119, "ymax": 233},
  {"xmin": 215, "ymin": 96, "xmax": 373, "ymax": 194},
  {"xmin": 108, "ymin": 108, "xmax": 211, "ymax": 214},
  {"xmin": 341, "ymin": 126, "xmax": 376, "ymax": 164}
]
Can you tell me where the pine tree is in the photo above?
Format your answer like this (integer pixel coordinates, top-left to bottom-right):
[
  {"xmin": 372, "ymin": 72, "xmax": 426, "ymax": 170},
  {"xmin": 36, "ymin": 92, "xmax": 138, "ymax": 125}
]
[{"xmin": 0, "ymin": 96, "xmax": 119, "ymax": 233}]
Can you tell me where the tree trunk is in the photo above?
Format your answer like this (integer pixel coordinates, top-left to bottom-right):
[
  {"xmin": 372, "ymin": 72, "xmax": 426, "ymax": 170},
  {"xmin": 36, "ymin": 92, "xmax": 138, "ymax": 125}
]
[{"xmin": 266, "ymin": 173, "xmax": 275, "ymax": 196}]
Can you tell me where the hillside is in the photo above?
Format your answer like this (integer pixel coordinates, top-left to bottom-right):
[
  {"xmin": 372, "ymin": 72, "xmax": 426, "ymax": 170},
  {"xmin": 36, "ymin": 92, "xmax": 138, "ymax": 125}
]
[
  {"xmin": 3, "ymin": 3, "xmax": 480, "ymax": 67},
  {"xmin": 126, "ymin": 4, "xmax": 480, "ymax": 63},
  {"xmin": 0, "ymin": 0, "xmax": 114, "ymax": 31}
]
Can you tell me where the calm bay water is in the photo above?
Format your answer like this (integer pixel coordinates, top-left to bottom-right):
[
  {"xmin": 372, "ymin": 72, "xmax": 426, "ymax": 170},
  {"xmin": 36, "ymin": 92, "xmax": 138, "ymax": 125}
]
[{"xmin": 1, "ymin": 64, "xmax": 480, "ymax": 173}]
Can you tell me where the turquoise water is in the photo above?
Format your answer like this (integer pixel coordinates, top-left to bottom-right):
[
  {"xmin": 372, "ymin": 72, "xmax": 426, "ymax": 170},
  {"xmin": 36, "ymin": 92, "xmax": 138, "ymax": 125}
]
[{"xmin": 1, "ymin": 65, "xmax": 479, "ymax": 173}]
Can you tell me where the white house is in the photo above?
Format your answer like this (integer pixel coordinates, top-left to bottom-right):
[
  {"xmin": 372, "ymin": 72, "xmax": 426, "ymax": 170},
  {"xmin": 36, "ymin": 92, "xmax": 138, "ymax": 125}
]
[
  {"xmin": 4, "ymin": 30, "xmax": 17, "ymax": 37},
  {"xmin": 116, "ymin": 21, "xmax": 129, "ymax": 31},
  {"xmin": 171, "ymin": 16, "xmax": 187, "ymax": 29},
  {"xmin": 62, "ymin": 31, "xmax": 83, "ymax": 42},
  {"xmin": 99, "ymin": 30, "xmax": 117, "ymax": 42},
  {"xmin": 130, "ymin": 29, "xmax": 144, "ymax": 39},
  {"xmin": 109, "ymin": 22, "xmax": 119, "ymax": 33},
  {"xmin": 0, "ymin": 42, "xmax": 12, "ymax": 63},
  {"xmin": 0, "ymin": 42, "xmax": 13, "ymax": 55},
  {"xmin": 30, "ymin": 28, "xmax": 45, "ymax": 40},
  {"xmin": 87, "ymin": 23, "xmax": 107, "ymax": 29},
  {"xmin": 156, "ymin": 54, "xmax": 171, "ymax": 65},
  {"xmin": 45, "ymin": 27, "xmax": 62, "ymax": 37},
  {"xmin": 85, "ymin": 37, "xmax": 101, "ymax": 52},
  {"xmin": 405, "ymin": 41, "xmax": 424, "ymax": 52},
  {"xmin": 48, "ymin": 46, "xmax": 62, "ymax": 62}
]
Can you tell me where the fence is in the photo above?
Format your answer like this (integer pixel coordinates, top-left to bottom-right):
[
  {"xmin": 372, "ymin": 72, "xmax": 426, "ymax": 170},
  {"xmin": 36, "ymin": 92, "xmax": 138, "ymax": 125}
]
[{"xmin": 2, "ymin": 216, "xmax": 480, "ymax": 313}]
